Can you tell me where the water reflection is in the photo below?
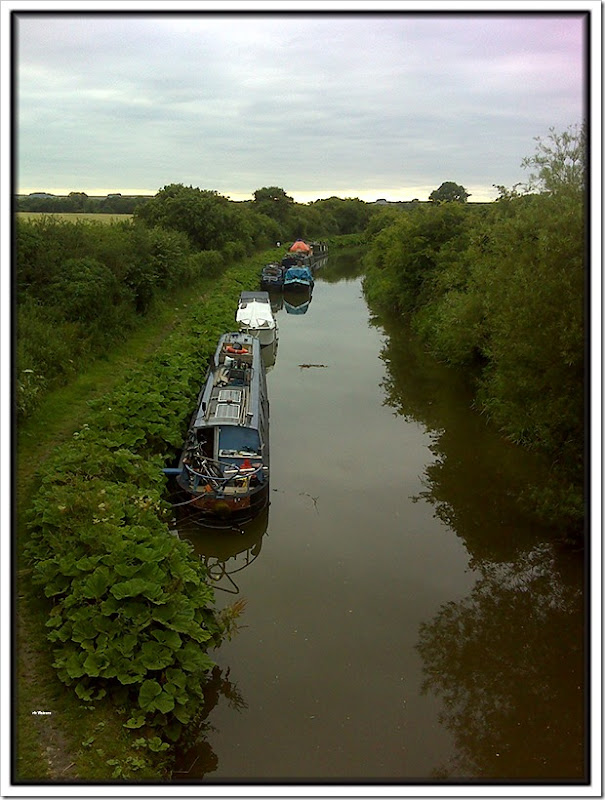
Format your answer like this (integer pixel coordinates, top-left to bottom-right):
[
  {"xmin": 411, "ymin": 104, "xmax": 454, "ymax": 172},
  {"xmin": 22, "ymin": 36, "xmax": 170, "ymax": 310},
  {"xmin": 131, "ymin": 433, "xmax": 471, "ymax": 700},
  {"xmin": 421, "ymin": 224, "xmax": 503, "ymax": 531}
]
[
  {"xmin": 267, "ymin": 289, "xmax": 283, "ymax": 314},
  {"xmin": 172, "ymin": 665, "xmax": 247, "ymax": 780},
  {"xmin": 317, "ymin": 246, "xmax": 365, "ymax": 283},
  {"xmin": 261, "ymin": 337, "xmax": 278, "ymax": 372},
  {"xmin": 415, "ymin": 543, "xmax": 584, "ymax": 780},
  {"xmin": 373, "ymin": 308, "xmax": 586, "ymax": 780},
  {"xmin": 283, "ymin": 288, "xmax": 312, "ymax": 315},
  {"xmin": 176, "ymin": 505, "xmax": 269, "ymax": 594},
  {"xmin": 374, "ymin": 310, "xmax": 552, "ymax": 564}
]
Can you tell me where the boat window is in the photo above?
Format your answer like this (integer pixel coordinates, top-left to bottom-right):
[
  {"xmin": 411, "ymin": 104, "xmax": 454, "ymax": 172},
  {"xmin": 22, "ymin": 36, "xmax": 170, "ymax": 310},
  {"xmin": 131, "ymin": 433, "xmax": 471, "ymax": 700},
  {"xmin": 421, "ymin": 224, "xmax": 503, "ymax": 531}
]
[{"xmin": 218, "ymin": 426, "xmax": 261, "ymax": 456}]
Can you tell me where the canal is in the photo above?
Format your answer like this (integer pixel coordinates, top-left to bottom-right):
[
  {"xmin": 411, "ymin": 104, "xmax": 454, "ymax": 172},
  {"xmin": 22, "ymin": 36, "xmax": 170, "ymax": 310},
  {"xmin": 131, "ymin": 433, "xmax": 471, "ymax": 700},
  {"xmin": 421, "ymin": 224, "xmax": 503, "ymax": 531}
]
[{"xmin": 174, "ymin": 248, "xmax": 585, "ymax": 784}]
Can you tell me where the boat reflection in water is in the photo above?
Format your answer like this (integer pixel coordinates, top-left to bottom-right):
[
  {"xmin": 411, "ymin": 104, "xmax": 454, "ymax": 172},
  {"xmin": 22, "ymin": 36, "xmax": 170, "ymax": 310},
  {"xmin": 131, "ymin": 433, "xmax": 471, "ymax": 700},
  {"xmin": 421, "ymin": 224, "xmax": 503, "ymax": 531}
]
[
  {"xmin": 175, "ymin": 504, "xmax": 269, "ymax": 595},
  {"xmin": 268, "ymin": 289, "xmax": 283, "ymax": 314},
  {"xmin": 261, "ymin": 337, "xmax": 278, "ymax": 372},
  {"xmin": 283, "ymin": 288, "xmax": 312, "ymax": 315},
  {"xmin": 170, "ymin": 506, "xmax": 268, "ymax": 779}
]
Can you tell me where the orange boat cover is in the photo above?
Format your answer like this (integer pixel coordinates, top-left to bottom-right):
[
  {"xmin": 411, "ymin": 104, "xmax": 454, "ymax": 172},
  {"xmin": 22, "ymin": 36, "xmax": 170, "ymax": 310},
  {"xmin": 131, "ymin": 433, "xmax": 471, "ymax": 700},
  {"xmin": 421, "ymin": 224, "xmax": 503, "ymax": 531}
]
[{"xmin": 289, "ymin": 240, "xmax": 311, "ymax": 253}]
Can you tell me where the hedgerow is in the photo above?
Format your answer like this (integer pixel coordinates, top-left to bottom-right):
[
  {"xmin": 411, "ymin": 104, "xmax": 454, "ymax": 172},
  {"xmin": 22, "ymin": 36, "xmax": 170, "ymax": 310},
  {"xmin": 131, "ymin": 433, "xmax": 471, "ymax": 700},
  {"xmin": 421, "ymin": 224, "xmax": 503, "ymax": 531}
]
[
  {"xmin": 23, "ymin": 258, "xmax": 264, "ymax": 747},
  {"xmin": 361, "ymin": 125, "xmax": 586, "ymax": 537}
]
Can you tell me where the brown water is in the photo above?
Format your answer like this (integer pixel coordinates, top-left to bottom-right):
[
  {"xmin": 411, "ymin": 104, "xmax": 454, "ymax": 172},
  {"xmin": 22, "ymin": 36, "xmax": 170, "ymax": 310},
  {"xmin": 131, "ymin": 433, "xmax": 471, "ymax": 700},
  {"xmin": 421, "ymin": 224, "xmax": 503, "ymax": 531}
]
[{"xmin": 174, "ymin": 250, "xmax": 586, "ymax": 785}]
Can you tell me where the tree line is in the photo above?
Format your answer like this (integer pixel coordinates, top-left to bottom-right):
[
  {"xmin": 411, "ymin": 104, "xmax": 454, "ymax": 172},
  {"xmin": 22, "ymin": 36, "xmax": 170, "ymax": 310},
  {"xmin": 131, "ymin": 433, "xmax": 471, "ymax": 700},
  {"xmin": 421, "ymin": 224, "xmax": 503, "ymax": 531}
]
[
  {"xmin": 15, "ymin": 187, "xmax": 378, "ymax": 420},
  {"xmin": 362, "ymin": 123, "xmax": 586, "ymax": 539}
]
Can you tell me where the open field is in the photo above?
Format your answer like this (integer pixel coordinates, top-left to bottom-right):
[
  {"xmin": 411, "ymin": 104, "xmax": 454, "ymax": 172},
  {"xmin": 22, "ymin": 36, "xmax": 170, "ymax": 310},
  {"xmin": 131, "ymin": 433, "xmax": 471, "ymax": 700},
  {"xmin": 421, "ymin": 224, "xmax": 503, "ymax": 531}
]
[{"xmin": 16, "ymin": 212, "xmax": 133, "ymax": 223}]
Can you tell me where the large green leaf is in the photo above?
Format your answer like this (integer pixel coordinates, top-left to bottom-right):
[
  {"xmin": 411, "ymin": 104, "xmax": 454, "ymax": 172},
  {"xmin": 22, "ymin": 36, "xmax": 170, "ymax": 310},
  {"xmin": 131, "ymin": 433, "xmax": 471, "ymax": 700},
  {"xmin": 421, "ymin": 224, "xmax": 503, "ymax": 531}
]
[
  {"xmin": 110, "ymin": 577, "xmax": 151, "ymax": 599},
  {"xmin": 138, "ymin": 679, "xmax": 162, "ymax": 710},
  {"xmin": 114, "ymin": 633, "xmax": 138, "ymax": 657},
  {"xmin": 153, "ymin": 691, "xmax": 175, "ymax": 714},
  {"xmin": 140, "ymin": 641, "xmax": 174, "ymax": 670},
  {"xmin": 172, "ymin": 702, "xmax": 192, "ymax": 725},
  {"xmin": 165, "ymin": 667, "xmax": 187, "ymax": 689},
  {"xmin": 151, "ymin": 629, "xmax": 182, "ymax": 650},
  {"xmin": 81, "ymin": 567, "xmax": 111, "ymax": 599},
  {"xmin": 64, "ymin": 651, "xmax": 86, "ymax": 679},
  {"xmin": 178, "ymin": 642, "xmax": 215, "ymax": 673},
  {"xmin": 83, "ymin": 651, "xmax": 107, "ymax": 677},
  {"xmin": 71, "ymin": 617, "xmax": 98, "ymax": 643}
]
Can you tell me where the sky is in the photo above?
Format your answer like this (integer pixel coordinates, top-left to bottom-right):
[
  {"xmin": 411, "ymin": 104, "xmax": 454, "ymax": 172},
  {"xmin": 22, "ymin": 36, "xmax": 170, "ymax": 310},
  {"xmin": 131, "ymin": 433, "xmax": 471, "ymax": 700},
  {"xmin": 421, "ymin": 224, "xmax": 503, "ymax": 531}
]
[{"xmin": 11, "ymin": 5, "xmax": 588, "ymax": 203}]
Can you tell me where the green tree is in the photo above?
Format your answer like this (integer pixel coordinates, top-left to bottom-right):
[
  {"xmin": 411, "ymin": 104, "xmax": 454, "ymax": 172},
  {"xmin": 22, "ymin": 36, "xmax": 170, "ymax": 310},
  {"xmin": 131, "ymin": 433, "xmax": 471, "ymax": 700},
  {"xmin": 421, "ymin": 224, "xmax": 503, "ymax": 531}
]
[
  {"xmin": 134, "ymin": 184, "xmax": 237, "ymax": 251},
  {"xmin": 252, "ymin": 186, "xmax": 294, "ymax": 224},
  {"xmin": 67, "ymin": 191, "xmax": 90, "ymax": 212},
  {"xmin": 521, "ymin": 122, "xmax": 586, "ymax": 197},
  {"xmin": 429, "ymin": 181, "xmax": 470, "ymax": 203}
]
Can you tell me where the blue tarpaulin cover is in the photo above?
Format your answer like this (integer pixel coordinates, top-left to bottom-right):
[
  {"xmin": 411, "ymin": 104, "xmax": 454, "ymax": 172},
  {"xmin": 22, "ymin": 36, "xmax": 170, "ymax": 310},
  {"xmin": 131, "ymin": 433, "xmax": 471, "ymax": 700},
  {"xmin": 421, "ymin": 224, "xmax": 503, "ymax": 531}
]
[{"xmin": 284, "ymin": 267, "xmax": 312, "ymax": 281}]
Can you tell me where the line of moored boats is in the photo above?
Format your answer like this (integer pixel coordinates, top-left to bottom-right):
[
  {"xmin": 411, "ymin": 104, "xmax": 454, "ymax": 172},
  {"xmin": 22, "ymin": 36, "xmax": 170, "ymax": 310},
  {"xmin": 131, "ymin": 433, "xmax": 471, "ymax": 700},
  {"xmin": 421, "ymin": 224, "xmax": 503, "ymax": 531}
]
[{"xmin": 164, "ymin": 239, "xmax": 328, "ymax": 525}]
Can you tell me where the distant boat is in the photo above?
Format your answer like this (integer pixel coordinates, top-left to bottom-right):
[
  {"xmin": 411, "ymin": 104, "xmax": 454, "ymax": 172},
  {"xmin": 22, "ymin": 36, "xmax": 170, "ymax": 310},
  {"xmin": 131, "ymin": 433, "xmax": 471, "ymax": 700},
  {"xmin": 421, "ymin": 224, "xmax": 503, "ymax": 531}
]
[
  {"xmin": 283, "ymin": 265, "xmax": 314, "ymax": 291},
  {"xmin": 165, "ymin": 332, "xmax": 270, "ymax": 523},
  {"xmin": 289, "ymin": 239, "xmax": 312, "ymax": 254},
  {"xmin": 236, "ymin": 291, "xmax": 278, "ymax": 347},
  {"xmin": 260, "ymin": 263, "xmax": 284, "ymax": 291},
  {"xmin": 281, "ymin": 253, "xmax": 302, "ymax": 269},
  {"xmin": 308, "ymin": 241, "xmax": 329, "ymax": 269}
]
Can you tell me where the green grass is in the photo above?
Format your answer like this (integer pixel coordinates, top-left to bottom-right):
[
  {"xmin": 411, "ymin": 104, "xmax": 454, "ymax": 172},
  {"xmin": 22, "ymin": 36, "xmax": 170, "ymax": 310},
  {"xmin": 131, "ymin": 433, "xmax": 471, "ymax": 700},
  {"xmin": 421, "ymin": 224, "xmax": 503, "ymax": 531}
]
[{"xmin": 15, "ymin": 212, "xmax": 133, "ymax": 223}]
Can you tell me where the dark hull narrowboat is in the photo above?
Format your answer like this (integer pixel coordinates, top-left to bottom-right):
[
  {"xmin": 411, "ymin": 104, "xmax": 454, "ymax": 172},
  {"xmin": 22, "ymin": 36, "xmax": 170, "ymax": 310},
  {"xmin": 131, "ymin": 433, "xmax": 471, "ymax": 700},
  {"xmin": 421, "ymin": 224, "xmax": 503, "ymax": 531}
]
[
  {"xmin": 260, "ymin": 263, "xmax": 284, "ymax": 291},
  {"xmin": 170, "ymin": 332, "xmax": 270, "ymax": 523},
  {"xmin": 283, "ymin": 266, "xmax": 314, "ymax": 291}
]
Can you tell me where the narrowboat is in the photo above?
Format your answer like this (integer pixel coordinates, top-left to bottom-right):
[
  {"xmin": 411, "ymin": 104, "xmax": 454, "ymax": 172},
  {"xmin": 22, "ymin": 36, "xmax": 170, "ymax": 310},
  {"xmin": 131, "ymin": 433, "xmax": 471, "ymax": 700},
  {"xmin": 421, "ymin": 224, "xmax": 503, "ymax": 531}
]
[
  {"xmin": 166, "ymin": 332, "xmax": 270, "ymax": 522},
  {"xmin": 260, "ymin": 263, "xmax": 284, "ymax": 291},
  {"xmin": 281, "ymin": 253, "xmax": 300, "ymax": 269},
  {"xmin": 236, "ymin": 291, "xmax": 278, "ymax": 347},
  {"xmin": 283, "ymin": 265, "xmax": 314, "ymax": 291}
]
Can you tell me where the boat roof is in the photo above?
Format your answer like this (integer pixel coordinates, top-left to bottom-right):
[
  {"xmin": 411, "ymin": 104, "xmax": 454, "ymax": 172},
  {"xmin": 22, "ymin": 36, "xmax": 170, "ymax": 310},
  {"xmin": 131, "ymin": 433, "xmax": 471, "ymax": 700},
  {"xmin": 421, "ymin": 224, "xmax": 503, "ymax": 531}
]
[
  {"xmin": 236, "ymin": 300, "xmax": 277, "ymax": 329},
  {"xmin": 192, "ymin": 332, "xmax": 263, "ymax": 429},
  {"xmin": 239, "ymin": 291, "xmax": 271, "ymax": 304}
]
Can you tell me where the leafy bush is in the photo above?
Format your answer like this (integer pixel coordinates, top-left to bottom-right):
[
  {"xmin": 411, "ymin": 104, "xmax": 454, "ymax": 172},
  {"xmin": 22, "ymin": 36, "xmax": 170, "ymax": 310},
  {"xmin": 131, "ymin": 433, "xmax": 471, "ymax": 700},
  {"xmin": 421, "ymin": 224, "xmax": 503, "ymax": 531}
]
[
  {"xmin": 22, "ymin": 259, "xmax": 264, "ymax": 744},
  {"xmin": 361, "ymin": 125, "xmax": 586, "ymax": 534}
]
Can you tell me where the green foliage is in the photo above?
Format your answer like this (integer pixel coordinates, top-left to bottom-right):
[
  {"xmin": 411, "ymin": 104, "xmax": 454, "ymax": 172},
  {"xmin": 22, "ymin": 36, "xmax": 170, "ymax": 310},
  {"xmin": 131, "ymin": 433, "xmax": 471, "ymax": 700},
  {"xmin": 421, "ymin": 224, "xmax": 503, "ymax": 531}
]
[
  {"xmin": 253, "ymin": 186, "xmax": 295, "ymax": 223},
  {"xmin": 23, "ymin": 262, "xmax": 259, "ymax": 745},
  {"xmin": 133, "ymin": 184, "xmax": 240, "ymax": 251},
  {"xmin": 362, "ymin": 203, "xmax": 471, "ymax": 313},
  {"xmin": 520, "ymin": 122, "xmax": 586, "ymax": 197},
  {"xmin": 361, "ymin": 124, "xmax": 585, "ymax": 534},
  {"xmin": 45, "ymin": 257, "xmax": 124, "ymax": 324},
  {"xmin": 310, "ymin": 196, "xmax": 378, "ymax": 235},
  {"xmin": 429, "ymin": 181, "xmax": 470, "ymax": 203},
  {"xmin": 17, "ymin": 193, "xmax": 150, "ymax": 214}
]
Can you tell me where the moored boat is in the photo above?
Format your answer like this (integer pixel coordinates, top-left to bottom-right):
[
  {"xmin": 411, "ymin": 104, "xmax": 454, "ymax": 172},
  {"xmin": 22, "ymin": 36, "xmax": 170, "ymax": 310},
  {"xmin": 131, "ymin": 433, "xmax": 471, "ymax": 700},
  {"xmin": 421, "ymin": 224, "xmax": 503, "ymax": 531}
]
[
  {"xmin": 166, "ymin": 332, "xmax": 270, "ymax": 523},
  {"xmin": 236, "ymin": 291, "xmax": 278, "ymax": 347},
  {"xmin": 283, "ymin": 265, "xmax": 314, "ymax": 291},
  {"xmin": 260, "ymin": 263, "xmax": 284, "ymax": 291}
]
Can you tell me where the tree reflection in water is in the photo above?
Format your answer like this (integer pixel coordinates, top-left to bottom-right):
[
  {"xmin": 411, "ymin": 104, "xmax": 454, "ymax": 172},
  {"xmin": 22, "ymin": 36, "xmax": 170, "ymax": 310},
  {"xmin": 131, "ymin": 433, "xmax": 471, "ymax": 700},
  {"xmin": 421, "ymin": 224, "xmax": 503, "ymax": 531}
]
[
  {"xmin": 173, "ymin": 665, "xmax": 247, "ymax": 780},
  {"xmin": 170, "ymin": 507, "xmax": 267, "ymax": 777},
  {"xmin": 373, "ymin": 310, "xmax": 585, "ymax": 781},
  {"xmin": 416, "ymin": 545, "xmax": 584, "ymax": 779}
]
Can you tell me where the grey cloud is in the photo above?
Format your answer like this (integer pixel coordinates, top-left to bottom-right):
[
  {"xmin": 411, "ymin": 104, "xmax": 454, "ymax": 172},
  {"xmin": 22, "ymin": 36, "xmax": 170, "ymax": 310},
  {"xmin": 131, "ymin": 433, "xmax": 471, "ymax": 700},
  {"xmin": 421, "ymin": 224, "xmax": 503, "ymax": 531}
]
[{"xmin": 15, "ymin": 11, "xmax": 586, "ymax": 200}]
